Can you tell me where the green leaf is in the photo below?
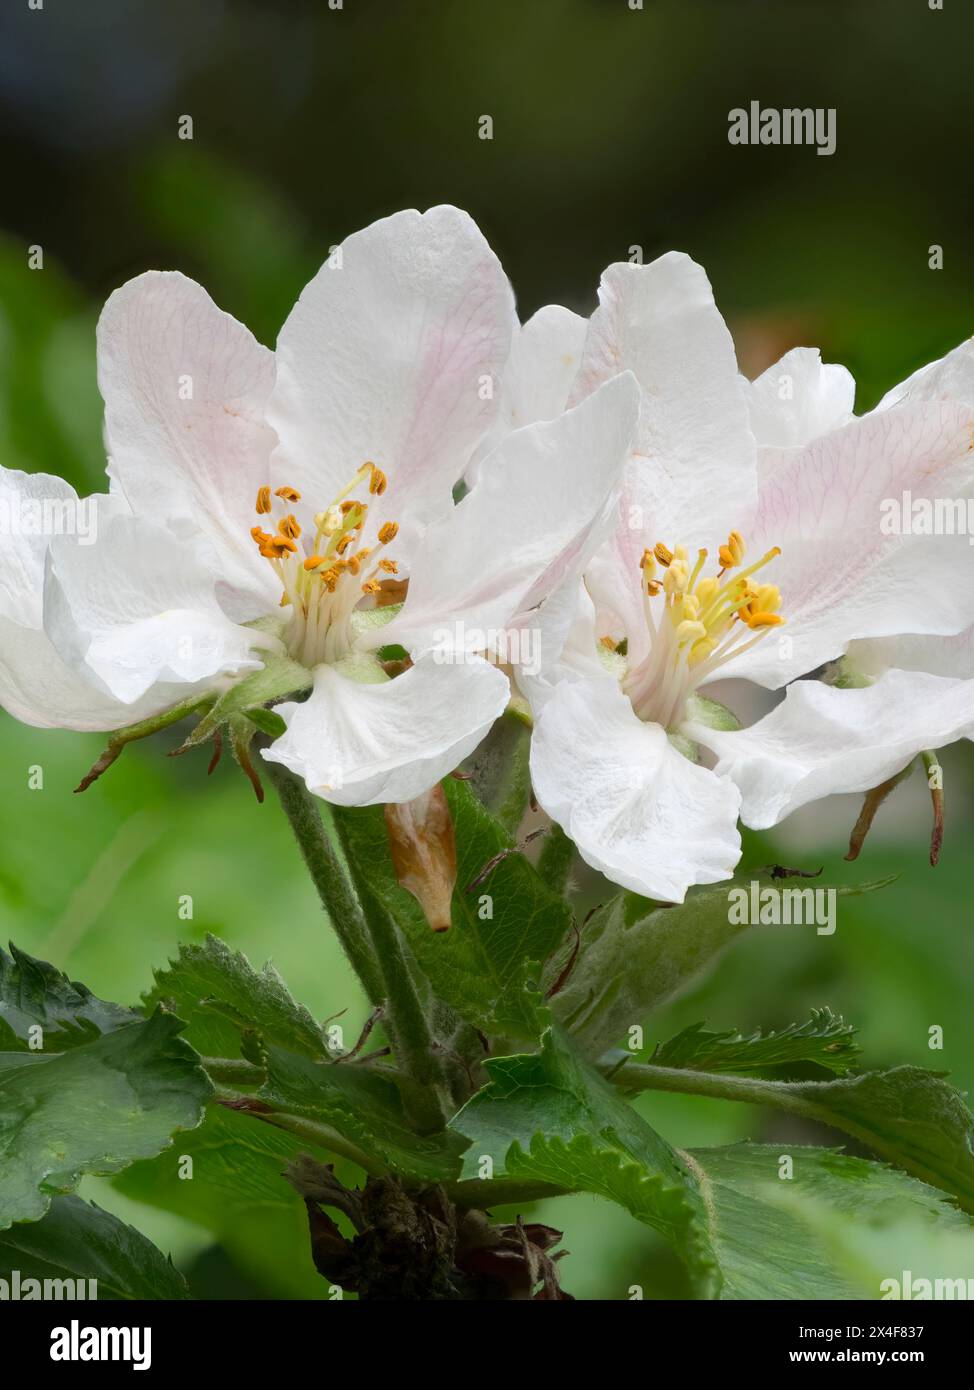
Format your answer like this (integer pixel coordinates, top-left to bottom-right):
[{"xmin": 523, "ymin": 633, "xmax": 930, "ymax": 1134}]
[
  {"xmin": 0, "ymin": 1008, "xmax": 210, "ymax": 1229},
  {"xmin": 459, "ymin": 710, "xmax": 532, "ymax": 837},
  {"xmin": 680, "ymin": 1143, "xmax": 973, "ymax": 1301},
  {"xmin": 649, "ymin": 1009, "xmax": 859, "ymax": 1077},
  {"xmin": 450, "ymin": 1028, "xmax": 719, "ymax": 1293},
  {"xmin": 0, "ymin": 1195, "xmax": 189, "ymax": 1300},
  {"xmin": 613, "ymin": 1060, "xmax": 974, "ymax": 1213},
  {"xmin": 260, "ymin": 1045, "xmax": 467, "ymax": 1184},
  {"xmin": 551, "ymin": 874, "xmax": 892, "ymax": 1057},
  {"xmin": 450, "ymin": 1029, "xmax": 973, "ymax": 1298},
  {"xmin": 145, "ymin": 934, "xmax": 330, "ymax": 1060},
  {"xmin": 114, "ymin": 1104, "xmax": 340, "ymax": 1299},
  {"xmin": 335, "ymin": 780, "xmax": 572, "ymax": 1041},
  {"xmin": 0, "ymin": 942, "xmax": 138, "ymax": 1051}
]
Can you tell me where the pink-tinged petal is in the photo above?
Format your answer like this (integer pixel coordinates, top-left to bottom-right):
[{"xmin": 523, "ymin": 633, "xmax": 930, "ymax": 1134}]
[
  {"xmin": 262, "ymin": 653, "xmax": 509, "ymax": 806},
  {"xmin": 697, "ymin": 669, "xmax": 974, "ymax": 829},
  {"xmin": 725, "ymin": 400, "xmax": 974, "ymax": 688},
  {"xmin": 530, "ymin": 675, "xmax": 742, "ymax": 902},
  {"xmin": 466, "ymin": 303, "xmax": 588, "ymax": 485},
  {"xmin": 43, "ymin": 514, "xmax": 267, "ymax": 705},
  {"xmin": 381, "ymin": 373, "xmax": 639, "ymax": 657},
  {"xmin": 748, "ymin": 347, "xmax": 855, "ymax": 450},
  {"xmin": 570, "ymin": 252, "xmax": 757, "ymax": 552},
  {"xmin": 268, "ymin": 206, "xmax": 515, "ymax": 562},
  {"xmin": 98, "ymin": 270, "xmax": 279, "ymax": 620}
]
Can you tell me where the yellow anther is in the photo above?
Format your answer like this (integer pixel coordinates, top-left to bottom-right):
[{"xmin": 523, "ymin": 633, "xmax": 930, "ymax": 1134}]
[
  {"xmin": 255, "ymin": 486, "xmax": 272, "ymax": 515},
  {"xmin": 278, "ymin": 514, "xmax": 301, "ymax": 540},
  {"xmin": 361, "ymin": 578, "xmax": 382, "ymax": 595},
  {"xmin": 259, "ymin": 536, "xmax": 297, "ymax": 558},
  {"xmin": 303, "ymin": 555, "xmax": 325, "ymax": 571},
  {"xmin": 347, "ymin": 555, "xmax": 362, "ymax": 576},
  {"xmin": 745, "ymin": 612, "xmax": 785, "ymax": 629},
  {"xmin": 600, "ymin": 635, "xmax": 617, "ymax": 650},
  {"xmin": 378, "ymin": 521, "xmax": 399, "ymax": 545},
  {"xmin": 378, "ymin": 558, "xmax": 399, "ymax": 574},
  {"xmin": 719, "ymin": 529, "xmax": 746, "ymax": 569},
  {"xmin": 366, "ymin": 463, "xmax": 387, "ymax": 495},
  {"xmin": 676, "ymin": 620, "xmax": 708, "ymax": 644},
  {"xmin": 275, "ymin": 486, "xmax": 301, "ymax": 503},
  {"xmin": 695, "ymin": 576, "xmax": 719, "ymax": 606},
  {"xmin": 335, "ymin": 533, "xmax": 354, "ymax": 555},
  {"xmin": 251, "ymin": 525, "xmax": 272, "ymax": 544},
  {"xmin": 654, "ymin": 542, "xmax": 674, "ymax": 568},
  {"xmin": 663, "ymin": 562, "xmax": 687, "ymax": 596},
  {"xmin": 321, "ymin": 568, "xmax": 340, "ymax": 592},
  {"xmin": 688, "ymin": 636, "xmax": 717, "ymax": 667},
  {"xmin": 641, "ymin": 549, "xmax": 657, "ymax": 577},
  {"xmin": 646, "ymin": 580, "xmax": 662, "ymax": 596},
  {"xmin": 340, "ymin": 500, "xmax": 359, "ymax": 515}
]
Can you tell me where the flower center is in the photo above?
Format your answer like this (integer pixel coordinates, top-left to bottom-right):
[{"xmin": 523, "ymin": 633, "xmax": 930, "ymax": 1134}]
[
  {"xmin": 614, "ymin": 530, "xmax": 784, "ymax": 730},
  {"xmin": 250, "ymin": 464, "xmax": 400, "ymax": 667}
]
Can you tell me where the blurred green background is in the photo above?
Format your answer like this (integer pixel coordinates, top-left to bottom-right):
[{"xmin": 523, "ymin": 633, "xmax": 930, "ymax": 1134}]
[{"xmin": 1, "ymin": 0, "xmax": 972, "ymax": 1299}]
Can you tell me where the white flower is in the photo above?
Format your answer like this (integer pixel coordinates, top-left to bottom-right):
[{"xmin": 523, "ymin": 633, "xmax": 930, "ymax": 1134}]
[
  {"xmin": 520, "ymin": 252, "xmax": 974, "ymax": 901},
  {"xmin": 0, "ymin": 206, "xmax": 639, "ymax": 805}
]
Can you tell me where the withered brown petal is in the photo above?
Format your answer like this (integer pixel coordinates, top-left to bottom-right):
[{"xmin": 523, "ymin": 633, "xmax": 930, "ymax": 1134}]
[{"xmin": 384, "ymin": 785, "xmax": 457, "ymax": 932}]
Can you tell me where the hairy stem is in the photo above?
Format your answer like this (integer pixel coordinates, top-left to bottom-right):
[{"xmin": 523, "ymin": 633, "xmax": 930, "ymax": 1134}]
[
  {"xmin": 267, "ymin": 761, "xmax": 447, "ymax": 1131},
  {"xmin": 266, "ymin": 760, "xmax": 384, "ymax": 1004}
]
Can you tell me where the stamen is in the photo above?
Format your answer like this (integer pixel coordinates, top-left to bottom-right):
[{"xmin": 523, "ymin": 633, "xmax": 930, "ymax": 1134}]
[
  {"xmin": 378, "ymin": 521, "xmax": 399, "ymax": 545},
  {"xmin": 255, "ymin": 486, "xmax": 272, "ymax": 515},
  {"xmin": 275, "ymin": 486, "xmax": 301, "ymax": 502},
  {"xmin": 278, "ymin": 515, "xmax": 301, "ymax": 540},
  {"xmin": 654, "ymin": 542, "xmax": 674, "ymax": 567}
]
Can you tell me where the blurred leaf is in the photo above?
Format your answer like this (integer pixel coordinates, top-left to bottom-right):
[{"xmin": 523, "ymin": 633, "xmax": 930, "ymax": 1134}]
[
  {"xmin": 0, "ymin": 1194, "xmax": 189, "ymax": 1300},
  {"xmin": 146, "ymin": 934, "xmax": 329, "ymax": 1061},
  {"xmin": 551, "ymin": 875, "xmax": 893, "ymax": 1057},
  {"xmin": 335, "ymin": 780, "xmax": 571, "ymax": 1041},
  {"xmin": 459, "ymin": 711, "xmax": 532, "ymax": 837},
  {"xmin": 0, "ymin": 941, "xmax": 138, "ymax": 1051},
  {"xmin": 114, "ymin": 1103, "xmax": 338, "ymax": 1299},
  {"xmin": 0, "ymin": 1003, "xmax": 209, "ymax": 1229},
  {"xmin": 648, "ymin": 1009, "xmax": 859, "ymax": 1077}
]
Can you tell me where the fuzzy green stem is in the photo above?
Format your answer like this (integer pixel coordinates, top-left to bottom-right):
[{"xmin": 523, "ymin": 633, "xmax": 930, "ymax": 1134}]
[
  {"xmin": 328, "ymin": 809, "xmax": 451, "ymax": 1131},
  {"xmin": 267, "ymin": 762, "xmax": 447, "ymax": 1131},
  {"xmin": 266, "ymin": 760, "xmax": 385, "ymax": 1005}
]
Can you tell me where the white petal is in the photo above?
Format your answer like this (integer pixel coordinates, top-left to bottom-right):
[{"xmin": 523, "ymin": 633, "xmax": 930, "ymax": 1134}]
[
  {"xmin": 725, "ymin": 400, "xmax": 974, "ymax": 688},
  {"xmin": 262, "ymin": 652, "xmax": 510, "ymax": 806},
  {"xmin": 0, "ymin": 615, "xmax": 200, "ymax": 732},
  {"xmin": 268, "ymin": 206, "xmax": 515, "ymax": 558},
  {"xmin": 0, "ymin": 468, "xmax": 82, "ymax": 625},
  {"xmin": 878, "ymin": 337, "xmax": 974, "ymax": 411},
  {"xmin": 571, "ymin": 252, "xmax": 757, "ymax": 551},
  {"xmin": 846, "ymin": 625, "xmax": 974, "ymax": 681},
  {"xmin": 697, "ymin": 669, "xmax": 974, "ymax": 829},
  {"xmin": 748, "ymin": 347, "xmax": 855, "ymax": 449},
  {"xmin": 383, "ymin": 373, "xmax": 640, "ymax": 656},
  {"xmin": 43, "ymin": 514, "xmax": 266, "ymax": 704},
  {"xmin": 530, "ymin": 675, "xmax": 742, "ymax": 902},
  {"xmin": 466, "ymin": 304, "xmax": 587, "ymax": 485},
  {"xmin": 98, "ymin": 271, "xmax": 279, "ymax": 620}
]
